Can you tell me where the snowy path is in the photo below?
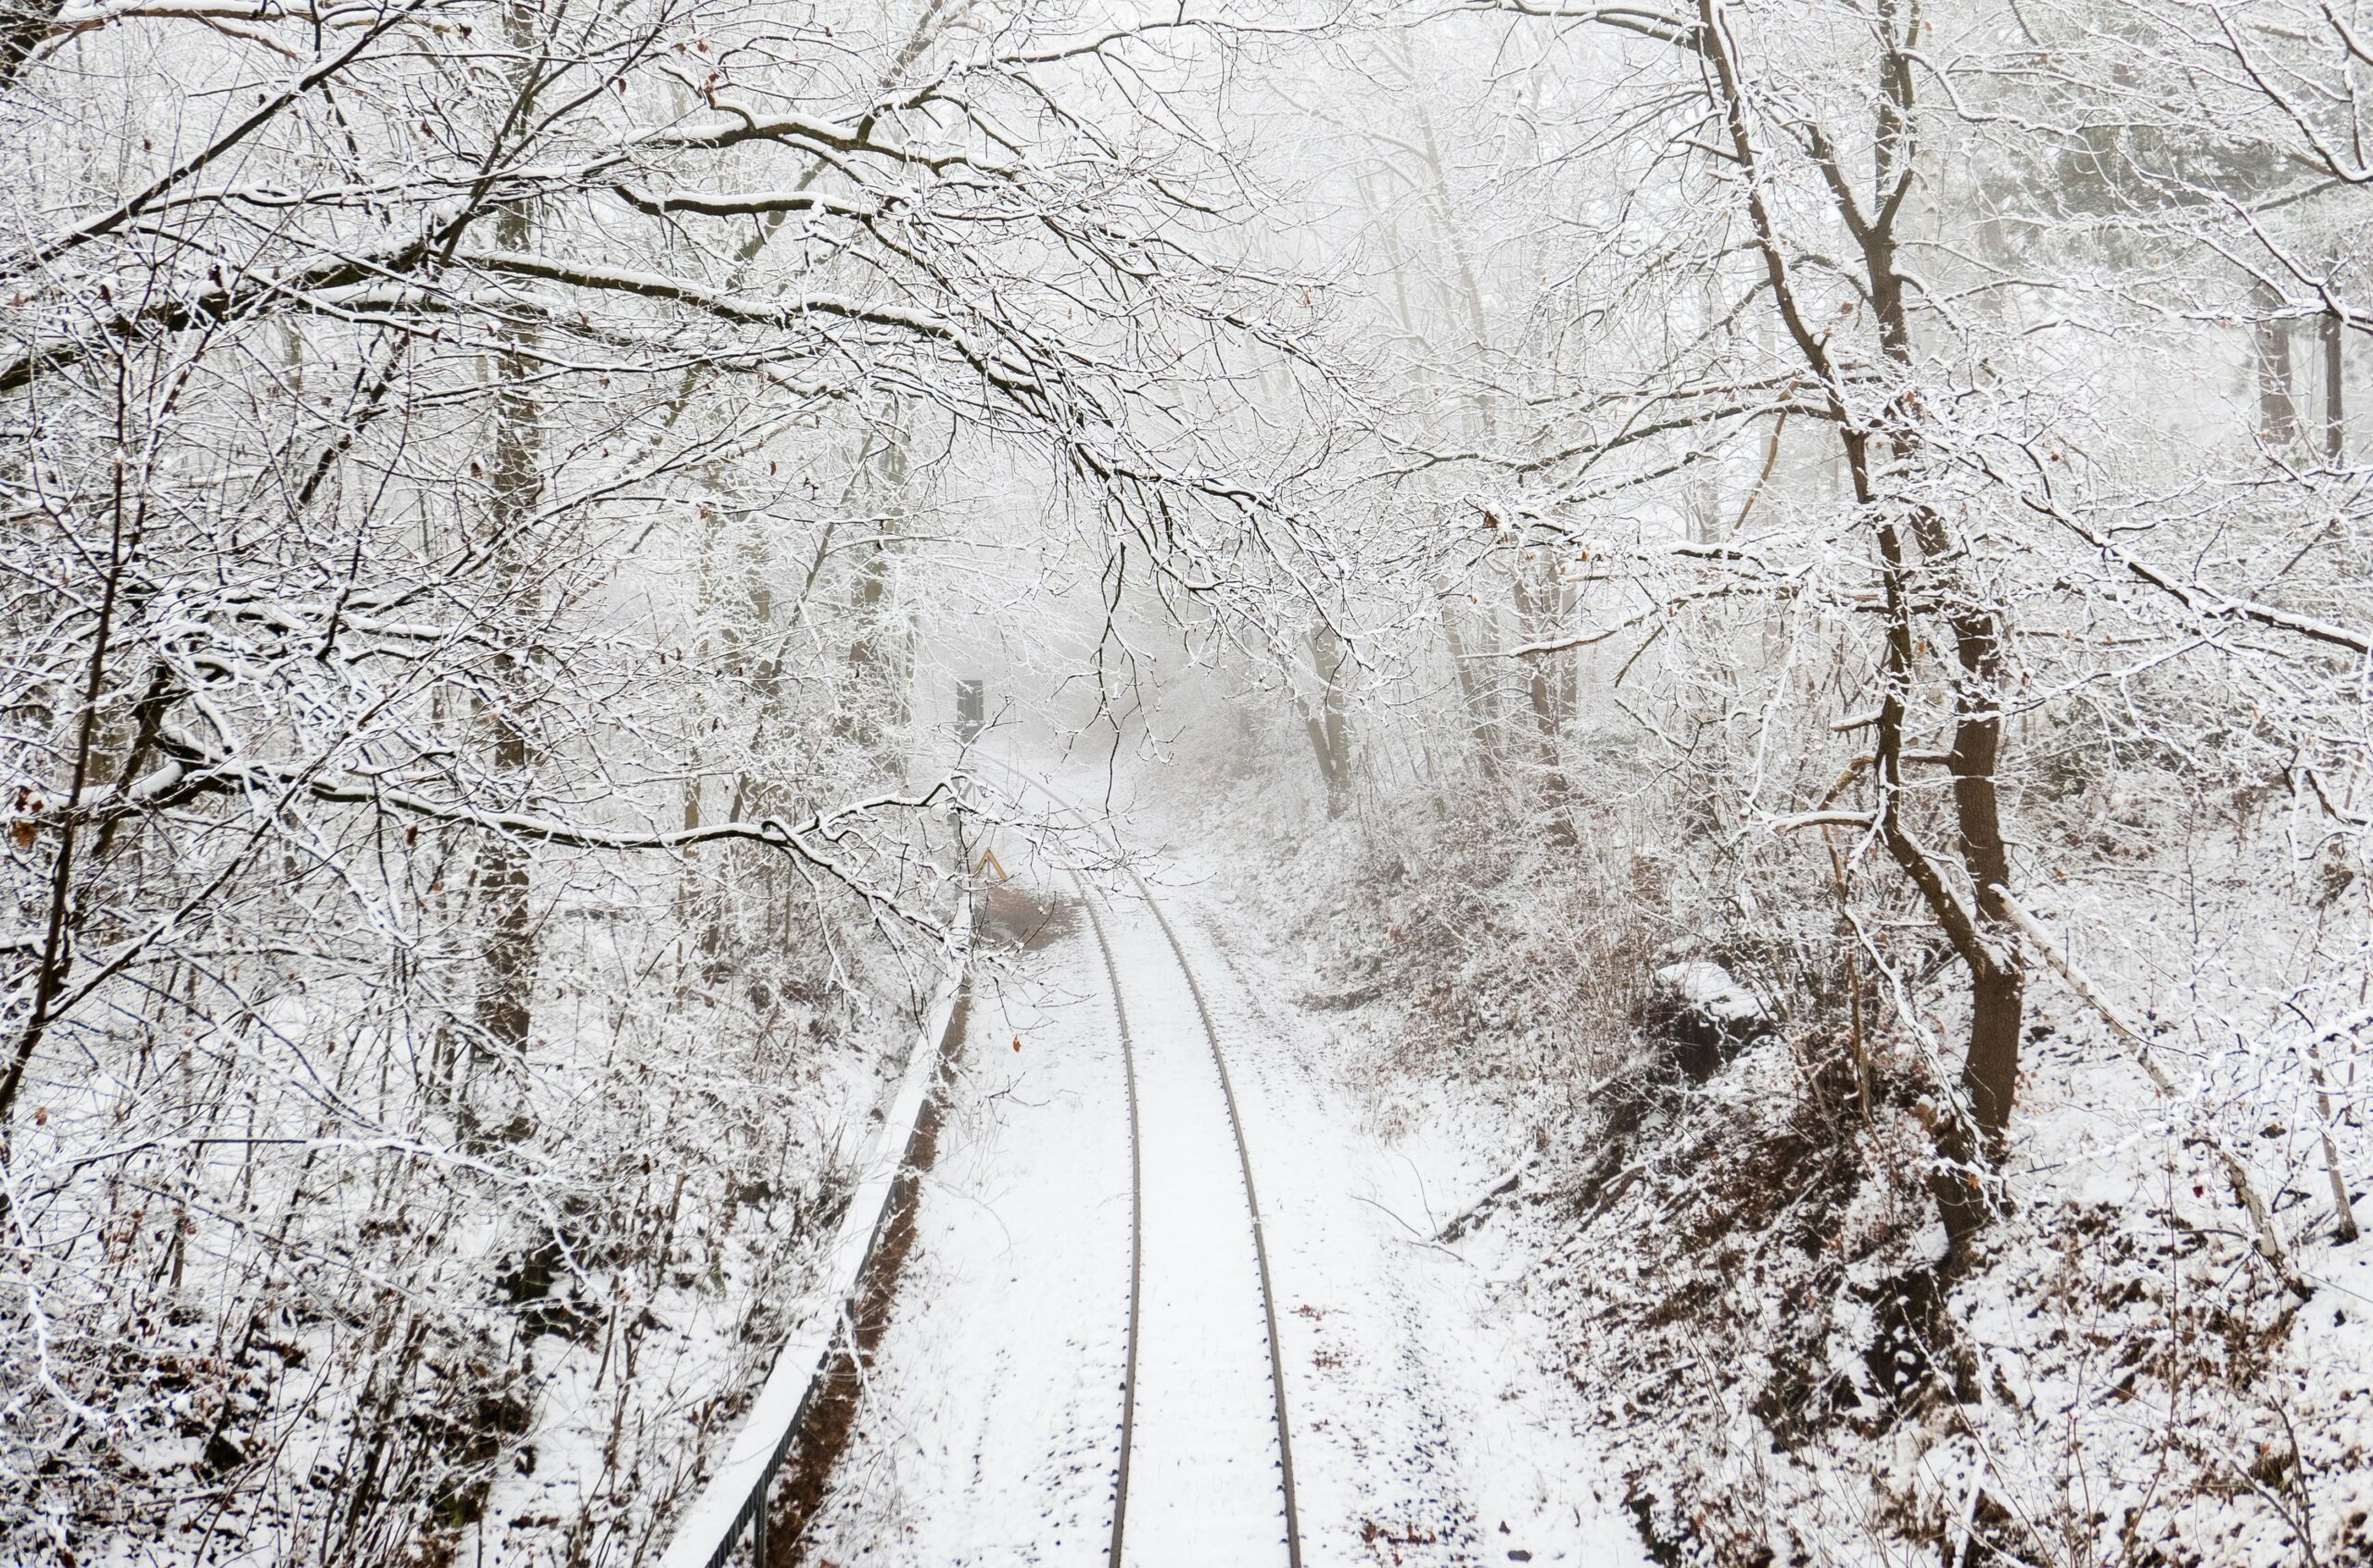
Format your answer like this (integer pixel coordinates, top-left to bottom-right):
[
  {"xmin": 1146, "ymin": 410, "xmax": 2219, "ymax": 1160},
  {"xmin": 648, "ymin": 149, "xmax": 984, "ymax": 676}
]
[{"xmin": 797, "ymin": 831, "xmax": 1644, "ymax": 1567}]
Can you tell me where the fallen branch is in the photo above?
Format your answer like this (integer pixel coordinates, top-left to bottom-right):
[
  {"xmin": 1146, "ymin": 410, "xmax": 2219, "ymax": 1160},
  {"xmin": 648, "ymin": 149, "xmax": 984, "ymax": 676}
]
[{"xmin": 1435, "ymin": 1162, "xmax": 1529, "ymax": 1243}]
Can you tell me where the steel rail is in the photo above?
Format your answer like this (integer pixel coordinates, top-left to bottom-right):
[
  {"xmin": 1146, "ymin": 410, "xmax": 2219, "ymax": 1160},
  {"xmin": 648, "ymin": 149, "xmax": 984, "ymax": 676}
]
[{"xmin": 1073, "ymin": 880, "xmax": 1147, "ymax": 1568}]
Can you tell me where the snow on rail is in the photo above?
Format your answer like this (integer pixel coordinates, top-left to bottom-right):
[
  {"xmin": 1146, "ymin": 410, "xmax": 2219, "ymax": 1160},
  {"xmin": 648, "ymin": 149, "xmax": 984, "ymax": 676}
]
[{"xmin": 655, "ymin": 942, "xmax": 968, "ymax": 1568}]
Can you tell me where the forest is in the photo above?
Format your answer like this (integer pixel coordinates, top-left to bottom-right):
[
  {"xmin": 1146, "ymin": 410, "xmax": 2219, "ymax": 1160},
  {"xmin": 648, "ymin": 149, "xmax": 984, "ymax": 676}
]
[{"xmin": 1, "ymin": 0, "xmax": 2367, "ymax": 1562}]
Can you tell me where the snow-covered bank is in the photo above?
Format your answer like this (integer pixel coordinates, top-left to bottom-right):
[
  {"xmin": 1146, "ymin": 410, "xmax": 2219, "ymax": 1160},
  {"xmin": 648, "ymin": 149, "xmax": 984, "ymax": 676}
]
[
  {"xmin": 1149, "ymin": 752, "xmax": 2372, "ymax": 1568},
  {"xmin": 2, "ymin": 851, "xmax": 943, "ymax": 1568}
]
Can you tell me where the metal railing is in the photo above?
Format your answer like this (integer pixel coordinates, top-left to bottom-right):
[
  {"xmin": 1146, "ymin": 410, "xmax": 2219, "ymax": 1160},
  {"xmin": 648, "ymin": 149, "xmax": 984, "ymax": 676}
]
[{"xmin": 655, "ymin": 945, "xmax": 969, "ymax": 1568}]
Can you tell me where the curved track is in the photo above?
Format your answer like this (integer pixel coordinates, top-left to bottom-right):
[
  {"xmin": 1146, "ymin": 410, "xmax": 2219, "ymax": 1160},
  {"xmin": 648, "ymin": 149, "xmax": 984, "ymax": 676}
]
[{"xmin": 1015, "ymin": 771, "xmax": 1301, "ymax": 1568}]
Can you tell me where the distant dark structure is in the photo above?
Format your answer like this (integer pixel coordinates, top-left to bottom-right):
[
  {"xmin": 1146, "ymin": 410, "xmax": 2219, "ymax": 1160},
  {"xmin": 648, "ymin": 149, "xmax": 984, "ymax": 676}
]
[{"xmin": 956, "ymin": 678, "xmax": 985, "ymax": 744}]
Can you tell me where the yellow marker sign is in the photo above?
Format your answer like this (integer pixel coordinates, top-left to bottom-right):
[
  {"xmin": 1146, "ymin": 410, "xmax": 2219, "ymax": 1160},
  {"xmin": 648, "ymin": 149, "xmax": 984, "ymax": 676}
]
[{"xmin": 975, "ymin": 847, "xmax": 1009, "ymax": 882}]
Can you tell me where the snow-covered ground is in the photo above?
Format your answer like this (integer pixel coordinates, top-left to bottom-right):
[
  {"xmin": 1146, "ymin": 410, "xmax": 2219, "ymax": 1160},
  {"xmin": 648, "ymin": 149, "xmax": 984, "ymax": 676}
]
[{"xmin": 798, "ymin": 809, "xmax": 1647, "ymax": 1566}]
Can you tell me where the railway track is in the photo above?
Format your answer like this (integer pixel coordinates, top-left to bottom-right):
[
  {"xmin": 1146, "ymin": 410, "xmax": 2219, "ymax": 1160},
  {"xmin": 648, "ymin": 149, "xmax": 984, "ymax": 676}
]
[{"xmin": 1009, "ymin": 770, "xmax": 1302, "ymax": 1568}]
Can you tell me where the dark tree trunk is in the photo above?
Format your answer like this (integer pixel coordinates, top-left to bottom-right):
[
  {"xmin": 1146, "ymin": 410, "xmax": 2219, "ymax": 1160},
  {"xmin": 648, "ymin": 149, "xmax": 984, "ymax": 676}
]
[
  {"xmin": 1307, "ymin": 624, "xmax": 1354, "ymax": 818},
  {"xmin": 1694, "ymin": 0, "xmax": 2031, "ymax": 1260},
  {"xmin": 2324, "ymin": 306, "xmax": 2344, "ymax": 462},
  {"xmin": 465, "ymin": 179, "xmax": 542, "ymax": 1148},
  {"xmin": 2256, "ymin": 283, "xmax": 2297, "ymax": 444}
]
